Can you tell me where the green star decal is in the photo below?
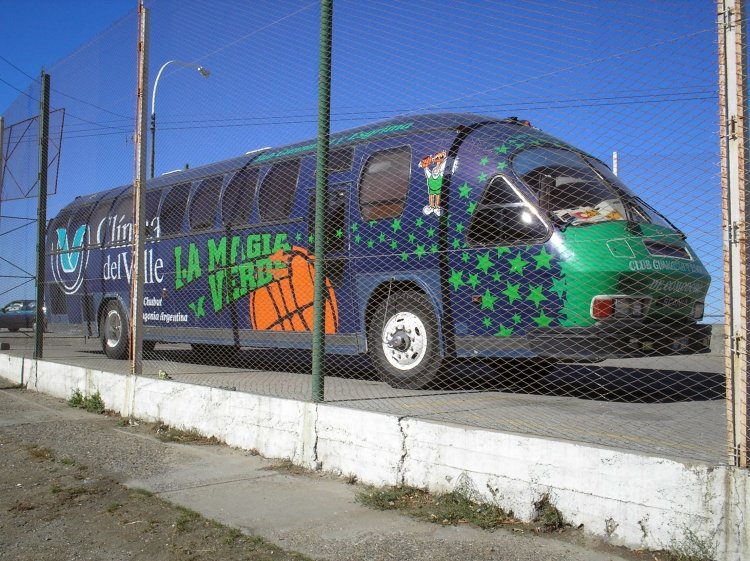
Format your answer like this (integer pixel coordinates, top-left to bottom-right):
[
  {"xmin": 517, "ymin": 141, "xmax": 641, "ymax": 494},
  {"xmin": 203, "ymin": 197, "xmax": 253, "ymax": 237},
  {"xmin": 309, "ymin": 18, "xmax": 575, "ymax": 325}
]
[
  {"xmin": 336, "ymin": 228, "xmax": 343, "ymax": 238},
  {"xmin": 480, "ymin": 289, "xmax": 498, "ymax": 311},
  {"xmin": 467, "ymin": 273, "xmax": 480, "ymax": 289},
  {"xmin": 526, "ymin": 285, "xmax": 547, "ymax": 308},
  {"xmin": 295, "ymin": 232, "xmax": 302, "ymax": 241},
  {"xmin": 448, "ymin": 269, "xmax": 465, "ymax": 291},
  {"xmin": 467, "ymin": 201, "xmax": 477, "ymax": 215},
  {"xmin": 501, "ymin": 281, "xmax": 522, "ymax": 305},
  {"xmin": 378, "ymin": 232, "xmax": 387, "ymax": 243},
  {"xmin": 461, "ymin": 252, "xmax": 471, "ymax": 263},
  {"xmin": 414, "ymin": 244, "xmax": 426, "ymax": 259},
  {"xmin": 476, "ymin": 252, "xmax": 493, "ymax": 274},
  {"xmin": 459, "ymin": 183, "xmax": 472, "ymax": 199},
  {"xmin": 497, "ymin": 246, "xmax": 511, "ymax": 257},
  {"xmin": 551, "ymin": 276, "xmax": 567, "ymax": 298},
  {"xmin": 351, "ymin": 222, "xmax": 358, "ymax": 232},
  {"xmin": 533, "ymin": 248, "xmax": 554, "ymax": 270},
  {"xmin": 478, "ymin": 172, "xmax": 488, "ymax": 183},
  {"xmin": 367, "ymin": 239, "xmax": 375, "ymax": 249},
  {"xmin": 354, "ymin": 234, "xmax": 362, "ymax": 244},
  {"xmin": 480, "ymin": 157, "xmax": 489, "ymax": 166},
  {"xmin": 452, "ymin": 238, "xmax": 462, "ymax": 250},
  {"xmin": 492, "ymin": 271, "xmax": 502, "ymax": 283},
  {"xmin": 427, "ymin": 227, "xmax": 436, "ymax": 238},
  {"xmin": 400, "ymin": 252, "xmax": 409, "ymax": 262},
  {"xmin": 188, "ymin": 296, "xmax": 206, "ymax": 319},
  {"xmin": 512, "ymin": 314, "xmax": 522, "ymax": 325},
  {"xmin": 430, "ymin": 244, "xmax": 439, "ymax": 253},
  {"xmin": 308, "ymin": 234, "xmax": 315, "ymax": 244},
  {"xmin": 482, "ymin": 316, "xmax": 492, "ymax": 328},
  {"xmin": 368, "ymin": 220, "xmax": 377, "ymax": 227},
  {"xmin": 494, "ymin": 144, "xmax": 508, "ymax": 155},
  {"xmin": 391, "ymin": 218, "xmax": 402, "ymax": 233},
  {"xmin": 390, "ymin": 240, "xmax": 398, "ymax": 250},
  {"xmin": 495, "ymin": 325, "xmax": 514, "ymax": 337},
  {"xmin": 415, "ymin": 217, "xmax": 424, "ymax": 228},
  {"xmin": 455, "ymin": 222, "xmax": 465, "ymax": 234},
  {"xmin": 408, "ymin": 233, "xmax": 416, "ymax": 243},
  {"xmin": 496, "ymin": 161, "xmax": 507, "ymax": 171},
  {"xmin": 508, "ymin": 252, "xmax": 529, "ymax": 275},
  {"xmin": 533, "ymin": 310, "xmax": 553, "ymax": 327}
]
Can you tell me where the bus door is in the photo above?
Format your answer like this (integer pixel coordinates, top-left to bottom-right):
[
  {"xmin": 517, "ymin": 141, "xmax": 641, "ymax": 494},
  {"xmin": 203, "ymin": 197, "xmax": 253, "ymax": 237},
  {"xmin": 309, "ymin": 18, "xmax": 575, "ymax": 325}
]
[
  {"xmin": 304, "ymin": 182, "xmax": 352, "ymax": 348},
  {"xmin": 446, "ymin": 133, "xmax": 553, "ymax": 357}
]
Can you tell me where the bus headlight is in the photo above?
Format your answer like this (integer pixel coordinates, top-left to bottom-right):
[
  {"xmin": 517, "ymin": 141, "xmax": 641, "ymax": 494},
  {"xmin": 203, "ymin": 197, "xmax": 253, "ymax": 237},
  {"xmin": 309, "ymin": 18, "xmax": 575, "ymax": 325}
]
[{"xmin": 591, "ymin": 296, "xmax": 650, "ymax": 319}]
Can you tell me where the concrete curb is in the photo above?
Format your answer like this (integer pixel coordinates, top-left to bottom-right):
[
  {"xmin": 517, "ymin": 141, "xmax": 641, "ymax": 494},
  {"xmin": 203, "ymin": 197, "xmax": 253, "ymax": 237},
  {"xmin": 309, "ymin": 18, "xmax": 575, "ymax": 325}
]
[{"xmin": 2, "ymin": 352, "xmax": 747, "ymax": 560}]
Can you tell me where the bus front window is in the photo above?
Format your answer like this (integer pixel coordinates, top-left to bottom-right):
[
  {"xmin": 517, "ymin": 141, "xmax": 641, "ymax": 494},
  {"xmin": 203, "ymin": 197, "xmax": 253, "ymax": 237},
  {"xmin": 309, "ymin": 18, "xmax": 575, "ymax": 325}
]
[{"xmin": 513, "ymin": 147, "xmax": 627, "ymax": 227}]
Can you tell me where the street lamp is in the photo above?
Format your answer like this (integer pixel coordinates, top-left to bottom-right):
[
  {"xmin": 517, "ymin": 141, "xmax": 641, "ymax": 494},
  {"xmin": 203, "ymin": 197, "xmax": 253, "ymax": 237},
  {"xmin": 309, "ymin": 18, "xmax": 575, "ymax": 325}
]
[{"xmin": 150, "ymin": 60, "xmax": 210, "ymax": 178}]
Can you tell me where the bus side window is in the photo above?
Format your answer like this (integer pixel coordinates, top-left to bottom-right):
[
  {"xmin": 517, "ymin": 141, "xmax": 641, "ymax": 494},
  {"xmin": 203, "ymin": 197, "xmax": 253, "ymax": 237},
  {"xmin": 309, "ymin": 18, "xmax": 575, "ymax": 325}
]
[
  {"xmin": 160, "ymin": 183, "xmax": 191, "ymax": 236},
  {"xmin": 258, "ymin": 159, "xmax": 301, "ymax": 223},
  {"xmin": 68, "ymin": 205, "xmax": 93, "ymax": 247},
  {"xmin": 467, "ymin": 176, "xmax": 548, "ymax": 247},
  {"xmin": 88, "ymin": 199, "xmax": 114, "ymax": 247},
  {"xmin": 358, "ymin": 146, "xmax": 411, "ymax": 222},
  {"xmin": 189, "ymin": 175, "xmax": 223, "ymax": 231},
  {"xmin": 145, "ymin": 190, "xmax": 162, "ymax": 239},
  {"xmin": 110, "ymin": 194, "xmax": 133, "ymax": 246},
  {"xmin": 329, "ymin": 147, "xmax": 354, "ymax": 173},
  {"xmin": 222, "ymin": 167, "xmax": 258, "ymax": 229}
]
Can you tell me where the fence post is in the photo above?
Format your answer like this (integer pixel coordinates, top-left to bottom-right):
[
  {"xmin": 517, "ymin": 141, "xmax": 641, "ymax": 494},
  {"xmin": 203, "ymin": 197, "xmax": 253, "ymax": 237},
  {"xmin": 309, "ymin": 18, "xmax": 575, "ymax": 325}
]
[
  {"xmin": 311, "ymin": 0, "xmax": 333, "ymax": 403},
  {"xmin": 34, "ymin": 72, "xmax": 50, "ymax": 360},
  {"xmin": 719, "ymin": 0, "xmax": 748, "ymax": 468},
  {"xmin": 130, "ymin": 0, "xmax": 149, "ymax": 377}
]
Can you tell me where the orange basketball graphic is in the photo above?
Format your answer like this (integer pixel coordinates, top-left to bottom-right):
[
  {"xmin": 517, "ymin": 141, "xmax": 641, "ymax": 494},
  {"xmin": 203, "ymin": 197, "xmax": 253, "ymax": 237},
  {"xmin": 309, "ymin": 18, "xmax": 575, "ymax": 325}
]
[{"xmin": 249, "ymin": 246, "xmax": 339, "ymax": 333}]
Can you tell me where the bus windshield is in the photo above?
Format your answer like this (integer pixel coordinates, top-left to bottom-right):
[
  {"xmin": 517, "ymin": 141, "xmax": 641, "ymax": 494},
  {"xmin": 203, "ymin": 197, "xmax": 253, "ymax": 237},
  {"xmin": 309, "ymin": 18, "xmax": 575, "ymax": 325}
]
[
  {"xmin": 512, "ymin": 147, "xmax": 627, "ymax": 227},
  {"xmin": 513, "ymin": 147, "xmax": 676, "ymax": 231}
]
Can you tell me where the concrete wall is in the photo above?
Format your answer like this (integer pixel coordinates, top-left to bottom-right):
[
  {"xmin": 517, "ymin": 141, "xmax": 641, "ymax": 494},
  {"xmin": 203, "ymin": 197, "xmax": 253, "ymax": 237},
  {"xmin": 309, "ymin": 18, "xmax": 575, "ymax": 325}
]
[{"xmin": 2, "ymin": 352, "xmax": 747, "ymax": 560}]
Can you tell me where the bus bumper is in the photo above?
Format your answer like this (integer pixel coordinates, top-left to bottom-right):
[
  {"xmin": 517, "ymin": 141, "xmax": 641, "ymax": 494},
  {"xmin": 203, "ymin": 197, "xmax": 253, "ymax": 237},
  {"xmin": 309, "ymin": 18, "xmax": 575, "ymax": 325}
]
[{"xmin": 527, "ymin": 320, "xmax": 713, "ymax": 361}]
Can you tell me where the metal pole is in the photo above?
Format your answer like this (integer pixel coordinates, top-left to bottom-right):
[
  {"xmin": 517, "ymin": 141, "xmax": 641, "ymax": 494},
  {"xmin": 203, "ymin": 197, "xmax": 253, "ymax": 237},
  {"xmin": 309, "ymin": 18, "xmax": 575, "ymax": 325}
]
[
  {"xmin": 311, "ymin": 0, "xmax": 333, "ymax": 403},
  {"xmin": 130, "ymin": 1, "xmax": 149, "ymax": 376},
  {"xmin": 34, "ymin": 72, "xmax": 50, "ymax": 360},
  {"xmin": 0, "ymin": 116, "xmax": 5, "ymax": 196},
  {"xmin": 150, "ymin": 112, "xmax": 155, "ymax": 179},
  {"xmin": 719, "ymin": 0, "xmax": 748, "ymax": 468}
]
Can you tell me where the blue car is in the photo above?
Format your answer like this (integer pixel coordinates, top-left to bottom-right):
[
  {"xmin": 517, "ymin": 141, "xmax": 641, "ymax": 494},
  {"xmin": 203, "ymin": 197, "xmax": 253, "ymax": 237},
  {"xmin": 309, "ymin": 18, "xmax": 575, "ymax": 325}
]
[{"xmin": 0, "ymin": 300, "xmax": 47, "ymax": 332}]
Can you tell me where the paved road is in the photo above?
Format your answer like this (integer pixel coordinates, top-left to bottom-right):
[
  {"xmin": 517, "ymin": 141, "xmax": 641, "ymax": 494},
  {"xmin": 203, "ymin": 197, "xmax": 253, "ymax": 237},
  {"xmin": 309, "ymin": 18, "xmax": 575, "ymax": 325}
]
[{"xmin": 0, "ymin": 326, "xmax": 728, "ymax": 464}]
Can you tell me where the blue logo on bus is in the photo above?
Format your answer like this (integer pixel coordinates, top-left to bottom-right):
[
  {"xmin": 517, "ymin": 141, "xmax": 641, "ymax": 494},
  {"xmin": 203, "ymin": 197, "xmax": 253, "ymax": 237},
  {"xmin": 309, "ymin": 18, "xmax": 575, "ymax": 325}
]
[{"xmin": 52, "ymin": 225, "xmax": 89, "ymax": 294}]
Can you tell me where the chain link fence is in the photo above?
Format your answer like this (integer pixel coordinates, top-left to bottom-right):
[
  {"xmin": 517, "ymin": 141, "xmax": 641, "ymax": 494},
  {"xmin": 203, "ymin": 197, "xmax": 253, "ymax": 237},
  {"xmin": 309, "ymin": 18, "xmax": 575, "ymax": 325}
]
[{"xmin": 0, "ymin": 0, "xmax": 745, "ymax": 466}]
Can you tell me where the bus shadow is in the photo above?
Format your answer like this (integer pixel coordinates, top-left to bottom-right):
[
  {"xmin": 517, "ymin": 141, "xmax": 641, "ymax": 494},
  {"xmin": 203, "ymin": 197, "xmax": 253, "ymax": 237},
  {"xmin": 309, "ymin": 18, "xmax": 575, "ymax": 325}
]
[
  {"xmin": 446, "ymin": 359, "xmax": 725, "ymax": 403},
  {"xmin": 143, "ymin": 347, "xmax": 725, "ymax": 404}
]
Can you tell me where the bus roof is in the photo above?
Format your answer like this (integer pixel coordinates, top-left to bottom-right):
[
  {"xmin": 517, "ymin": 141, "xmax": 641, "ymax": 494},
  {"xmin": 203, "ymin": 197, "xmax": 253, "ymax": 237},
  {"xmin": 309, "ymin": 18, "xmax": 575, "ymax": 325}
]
[{"xmin": 60, "ymin": 112, "xmax": 528, "ymax": 210}]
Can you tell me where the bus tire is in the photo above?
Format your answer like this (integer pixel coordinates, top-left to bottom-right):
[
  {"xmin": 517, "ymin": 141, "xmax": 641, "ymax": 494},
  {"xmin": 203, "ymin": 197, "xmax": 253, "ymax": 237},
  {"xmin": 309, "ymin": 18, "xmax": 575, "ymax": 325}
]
[
  {"xmin": 101, "ymin": 301, "xmax": 129, "ymax": 360},
  {"xmin": 368, "ymin": 291, "xmax": 442, "ymax": 390}
]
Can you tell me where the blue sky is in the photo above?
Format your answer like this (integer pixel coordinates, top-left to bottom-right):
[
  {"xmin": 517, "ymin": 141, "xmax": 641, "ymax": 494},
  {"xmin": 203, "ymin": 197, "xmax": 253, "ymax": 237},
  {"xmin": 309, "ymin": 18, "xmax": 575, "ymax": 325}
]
[
  {"xmin": 0, "ymin": 1, "xmax": 725, "ymax": 315},
  {"xmin": 0, "ymin": 1, "xmax": 134, "ymax": 110}
]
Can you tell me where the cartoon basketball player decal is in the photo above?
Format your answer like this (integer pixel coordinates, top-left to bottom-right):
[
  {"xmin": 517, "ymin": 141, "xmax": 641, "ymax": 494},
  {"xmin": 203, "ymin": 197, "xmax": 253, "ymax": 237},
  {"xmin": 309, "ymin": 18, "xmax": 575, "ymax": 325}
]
[{"xmin": 419, "ymin": 150, "xmax": 448, "ymax": 216}]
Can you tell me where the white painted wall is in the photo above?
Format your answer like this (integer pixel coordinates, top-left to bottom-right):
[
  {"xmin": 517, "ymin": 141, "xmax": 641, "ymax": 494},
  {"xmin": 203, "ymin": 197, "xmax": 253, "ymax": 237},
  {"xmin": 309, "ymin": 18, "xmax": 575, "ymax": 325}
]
[{"xmin": 2, "ymin": 353, "xmax": 747, "ymax": 560}]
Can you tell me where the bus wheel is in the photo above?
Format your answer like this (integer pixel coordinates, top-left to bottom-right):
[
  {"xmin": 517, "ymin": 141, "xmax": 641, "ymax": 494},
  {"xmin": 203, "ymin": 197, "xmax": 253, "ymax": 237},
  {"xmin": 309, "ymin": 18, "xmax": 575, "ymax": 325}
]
[
  {"xmin": 101, "ymin": 301, "xmax": 129, "ymax": 360},
  {"xmin": 368, "ymin": 291, "xmax": 442, "ymax": 390}
]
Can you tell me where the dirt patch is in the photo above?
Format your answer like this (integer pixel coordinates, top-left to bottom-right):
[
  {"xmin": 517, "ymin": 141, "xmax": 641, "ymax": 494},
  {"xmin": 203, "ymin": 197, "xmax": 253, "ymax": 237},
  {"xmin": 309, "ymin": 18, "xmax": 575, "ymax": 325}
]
[{"xmin": 0, "ymin": 437, "xmax": 310, "ymax": 561}]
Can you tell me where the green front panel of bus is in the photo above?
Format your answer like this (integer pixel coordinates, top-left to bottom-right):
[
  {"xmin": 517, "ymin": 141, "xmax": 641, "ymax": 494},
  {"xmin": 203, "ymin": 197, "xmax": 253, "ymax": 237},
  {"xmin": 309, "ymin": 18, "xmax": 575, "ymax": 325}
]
[{"xmin": 556, "ymin": 221, "xmax": 710, "ymax": 327}]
